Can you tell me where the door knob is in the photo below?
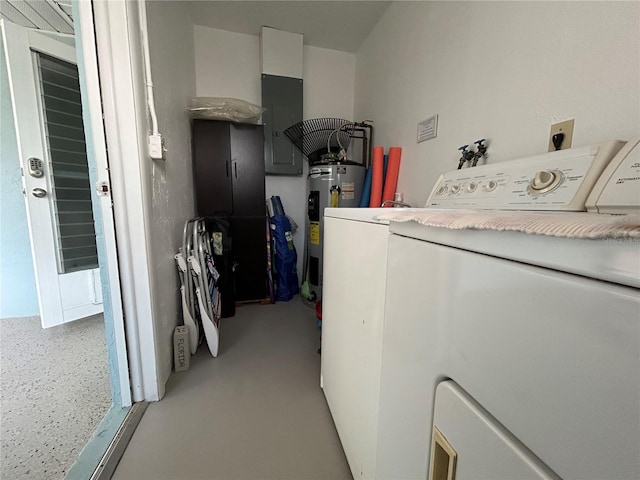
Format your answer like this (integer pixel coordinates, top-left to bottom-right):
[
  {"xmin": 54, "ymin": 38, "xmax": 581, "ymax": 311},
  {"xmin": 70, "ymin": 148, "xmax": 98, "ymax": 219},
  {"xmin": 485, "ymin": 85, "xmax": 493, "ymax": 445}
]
[{"xmin": 32, "ymin": 188, "xmax": 47, "ymax": 198}]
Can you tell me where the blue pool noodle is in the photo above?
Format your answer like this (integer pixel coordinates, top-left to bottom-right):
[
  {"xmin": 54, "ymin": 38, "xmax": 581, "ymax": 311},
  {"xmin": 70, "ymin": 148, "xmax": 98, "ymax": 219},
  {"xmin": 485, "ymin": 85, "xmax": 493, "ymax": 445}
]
[
  {"xmin": 360, "ymin": 166, "xmax": 373, "ymax": 207},
  {"xmin": 382, "ymin": 154, "xmax": 389, "ymax": 189}
]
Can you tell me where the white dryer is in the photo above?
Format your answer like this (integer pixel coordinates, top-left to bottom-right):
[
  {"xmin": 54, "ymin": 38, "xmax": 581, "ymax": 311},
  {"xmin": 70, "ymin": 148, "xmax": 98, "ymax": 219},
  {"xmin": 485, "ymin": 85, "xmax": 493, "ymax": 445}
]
[{"xmin": 374, "ymin": 139, "xmax": 640, "ymax": 479}]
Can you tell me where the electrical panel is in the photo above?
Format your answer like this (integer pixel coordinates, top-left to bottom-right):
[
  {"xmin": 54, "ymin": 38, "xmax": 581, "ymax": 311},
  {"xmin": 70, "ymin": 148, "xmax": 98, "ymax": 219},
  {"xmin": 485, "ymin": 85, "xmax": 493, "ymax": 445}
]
[{"xmin": 261, "ymin": 74, "xmax": 303, "ymax": 175}]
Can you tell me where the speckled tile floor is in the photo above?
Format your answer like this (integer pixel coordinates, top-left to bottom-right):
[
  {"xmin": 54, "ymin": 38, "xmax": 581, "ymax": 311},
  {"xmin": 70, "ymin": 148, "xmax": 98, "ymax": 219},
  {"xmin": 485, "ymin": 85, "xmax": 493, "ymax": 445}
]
[{"xmin": 0, "ymin": 314, "xmax": 111, "ymax": 480}]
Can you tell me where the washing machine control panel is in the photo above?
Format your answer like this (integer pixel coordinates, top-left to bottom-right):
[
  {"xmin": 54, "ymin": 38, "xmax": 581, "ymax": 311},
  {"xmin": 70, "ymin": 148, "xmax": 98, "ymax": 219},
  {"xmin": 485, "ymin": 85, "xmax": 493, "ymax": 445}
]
[{"xmin": 425, "ymin": 140, "xmax": 625, "ymax": 211}]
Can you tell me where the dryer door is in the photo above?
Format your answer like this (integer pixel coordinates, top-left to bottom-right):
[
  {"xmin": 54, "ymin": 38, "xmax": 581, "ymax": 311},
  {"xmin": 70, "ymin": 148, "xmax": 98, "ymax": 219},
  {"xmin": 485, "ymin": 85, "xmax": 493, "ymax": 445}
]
[{"xmin": 430, "ymin": 381, "xmax": 559, "ymax": 480}]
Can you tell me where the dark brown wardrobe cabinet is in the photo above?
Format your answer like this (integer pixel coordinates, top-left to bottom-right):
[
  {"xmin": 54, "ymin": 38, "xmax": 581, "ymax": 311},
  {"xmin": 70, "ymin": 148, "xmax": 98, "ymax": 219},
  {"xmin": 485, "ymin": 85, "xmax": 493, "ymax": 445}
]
[{"xmin": 192, "ymin": 119, "xmax": 267, "ymax": 302}]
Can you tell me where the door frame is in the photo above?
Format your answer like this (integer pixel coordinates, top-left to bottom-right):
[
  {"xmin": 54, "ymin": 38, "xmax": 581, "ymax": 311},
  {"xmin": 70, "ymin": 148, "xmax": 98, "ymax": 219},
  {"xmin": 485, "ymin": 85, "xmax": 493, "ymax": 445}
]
[
  {"xmin": 73, "ymin": 1, "xmax": 134, "ymax": 406},
  {"xmin": 85, "ymin": 0, "xmax": 162, "ymax": 402}
]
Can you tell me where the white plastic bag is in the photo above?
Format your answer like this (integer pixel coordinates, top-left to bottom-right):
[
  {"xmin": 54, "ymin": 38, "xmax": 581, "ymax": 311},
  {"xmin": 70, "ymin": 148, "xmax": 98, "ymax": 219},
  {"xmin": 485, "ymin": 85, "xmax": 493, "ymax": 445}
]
[{"xmin": 189, "ymin": 97, "xmax": 264, "ymax": 124}]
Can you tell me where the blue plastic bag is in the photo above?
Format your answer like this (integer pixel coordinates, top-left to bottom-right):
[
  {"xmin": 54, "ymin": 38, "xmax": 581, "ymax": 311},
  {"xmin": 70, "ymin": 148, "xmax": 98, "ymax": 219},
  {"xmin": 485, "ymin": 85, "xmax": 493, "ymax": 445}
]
[{"xmin": 270, "ymin": 215, "xmax": 299, "ymax": 301}]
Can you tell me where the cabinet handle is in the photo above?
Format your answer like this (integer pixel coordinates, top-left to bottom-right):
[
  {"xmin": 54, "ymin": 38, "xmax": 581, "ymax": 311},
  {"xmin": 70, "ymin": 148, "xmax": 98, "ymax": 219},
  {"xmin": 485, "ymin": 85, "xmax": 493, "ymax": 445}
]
[
  {"xmin": 234, "ymin": 162, "xmax": 238, "ymax": 179},
  {"xmin": 225, "ymin": 161, "xmax": 229, "ymax": 177}
]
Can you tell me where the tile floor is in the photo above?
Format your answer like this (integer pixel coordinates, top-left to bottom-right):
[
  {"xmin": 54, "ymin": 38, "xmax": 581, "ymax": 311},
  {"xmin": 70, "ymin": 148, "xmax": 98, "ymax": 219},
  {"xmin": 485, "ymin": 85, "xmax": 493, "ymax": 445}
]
[
  {"xmin": 0, "ymin": 314, "xmax": 111, "ymax": 479},
  {"xmin": 112, "ymin": 299, "xmax": 351, "ymax": 480}
]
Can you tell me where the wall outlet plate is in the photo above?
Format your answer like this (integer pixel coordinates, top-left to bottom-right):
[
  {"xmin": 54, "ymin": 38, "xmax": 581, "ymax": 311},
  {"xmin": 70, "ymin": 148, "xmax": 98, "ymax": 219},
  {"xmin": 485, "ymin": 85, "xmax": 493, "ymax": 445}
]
[
  {"xmin": 548, "ymin": 119, "xmax": 574, "ymax": 152},
  {"xmin": 149, "ymin": 133, "xmax": 165, "ymax": 160}
]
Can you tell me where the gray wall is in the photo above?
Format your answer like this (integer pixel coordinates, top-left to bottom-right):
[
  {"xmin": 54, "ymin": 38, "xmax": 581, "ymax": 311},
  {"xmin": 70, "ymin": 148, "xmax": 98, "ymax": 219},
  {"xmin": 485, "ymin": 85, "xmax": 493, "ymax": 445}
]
[
  {"xmin": 355, "ymin": 1, "xmax": 640, "ymax": 207},
  {"xmin": 145, "ymin": 1, "xmax": 197, "ymax": 390}
]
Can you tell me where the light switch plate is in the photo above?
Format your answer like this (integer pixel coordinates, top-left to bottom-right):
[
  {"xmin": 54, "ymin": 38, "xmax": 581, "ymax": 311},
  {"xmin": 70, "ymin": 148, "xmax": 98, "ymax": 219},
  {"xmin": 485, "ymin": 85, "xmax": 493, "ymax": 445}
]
[{"xmin": 548, "ymin": 119, "xmax": 574, "ymax": 152}]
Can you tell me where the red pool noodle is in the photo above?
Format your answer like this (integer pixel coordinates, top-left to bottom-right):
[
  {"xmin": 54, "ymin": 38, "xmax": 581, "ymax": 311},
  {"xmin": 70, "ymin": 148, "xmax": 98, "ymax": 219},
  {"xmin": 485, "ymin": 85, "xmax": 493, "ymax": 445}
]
[
  {"xmin": 382, "ymin": 147, "xmax": 402, "ymax": 207},
  {"xmin": 369, "ymin": 146, "xmax": 384, "ymax": 207}
]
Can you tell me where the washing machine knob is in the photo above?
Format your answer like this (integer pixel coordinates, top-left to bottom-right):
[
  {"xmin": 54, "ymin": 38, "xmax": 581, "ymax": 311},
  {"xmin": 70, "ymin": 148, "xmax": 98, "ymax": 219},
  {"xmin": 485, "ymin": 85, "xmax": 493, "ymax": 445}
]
[
  {"xmin": 467, "ymin": 182, "xmax": 478, "ymax": 193},
  {"xmin": 529, "ymin": 169, "xmax": 563, "ymax": 194},
  {"xmin": 532, "ymin": 170, "xmax": 554, "ymax": 189},
  {"xmin": 484, "ymin": 180, "xmax": 498, "ymax": 192},
  {"xmin": 450, "ymin": 185, "xmax": 460, "ymax": 194}
]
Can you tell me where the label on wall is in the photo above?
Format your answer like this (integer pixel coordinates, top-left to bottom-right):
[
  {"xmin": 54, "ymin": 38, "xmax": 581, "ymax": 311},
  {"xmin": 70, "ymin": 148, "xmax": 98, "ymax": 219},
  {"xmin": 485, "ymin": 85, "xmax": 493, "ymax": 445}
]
[{"xmin": 418, "ymin": 114, "xmax": 438, "ymax": 143}]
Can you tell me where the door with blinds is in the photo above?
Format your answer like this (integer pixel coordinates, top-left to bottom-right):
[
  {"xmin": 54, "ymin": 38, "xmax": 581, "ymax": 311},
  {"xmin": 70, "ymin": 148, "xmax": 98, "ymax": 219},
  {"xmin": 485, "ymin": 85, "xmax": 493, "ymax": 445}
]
[{"xmin": 2, "ymin": 21, "xmax": 103, "ymax": 328}]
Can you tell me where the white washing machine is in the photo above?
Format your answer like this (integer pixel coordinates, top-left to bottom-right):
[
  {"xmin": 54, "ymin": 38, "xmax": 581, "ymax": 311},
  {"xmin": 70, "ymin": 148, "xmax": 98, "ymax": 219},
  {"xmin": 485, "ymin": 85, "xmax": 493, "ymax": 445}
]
[
  {"xmin": 321, "ymin": 207, "xmax": 393, "ymax": 480},
  {"xmin": 374, "ymin": 139, "xmax": 640, "ymax": 479},
  {"xmin": 320, "ymin": 205, "xmax": 489, "ymax": 479}
]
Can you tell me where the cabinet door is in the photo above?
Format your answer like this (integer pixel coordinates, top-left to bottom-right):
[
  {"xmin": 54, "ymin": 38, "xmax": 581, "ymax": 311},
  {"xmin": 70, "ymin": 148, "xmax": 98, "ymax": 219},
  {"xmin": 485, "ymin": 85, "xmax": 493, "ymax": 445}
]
[
  {"xmin": 193, "ymin": 120, "xmax": 233, "ymax": 215},
  {"xmin": 232, "ymin": 216, "xmax": 267, "ymax": 301},
  {"xmin": 230, "ymin": 124, "xmax": 266, "ymax": 216}
]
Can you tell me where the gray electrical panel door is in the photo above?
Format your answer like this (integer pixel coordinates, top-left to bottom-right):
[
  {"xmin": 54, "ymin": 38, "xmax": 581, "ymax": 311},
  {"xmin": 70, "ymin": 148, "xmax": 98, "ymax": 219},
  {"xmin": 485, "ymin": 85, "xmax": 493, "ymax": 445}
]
[{"xmin": 262, "ymin": 74, "xmax": 303, "ymax": 175}]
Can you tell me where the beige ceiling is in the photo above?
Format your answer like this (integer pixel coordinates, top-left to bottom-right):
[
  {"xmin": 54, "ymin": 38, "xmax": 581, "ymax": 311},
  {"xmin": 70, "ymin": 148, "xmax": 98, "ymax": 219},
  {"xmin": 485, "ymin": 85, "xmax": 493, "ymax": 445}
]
[{"xmin": 186, "ymin": 1, "xmax": 392, "ymax": 53}]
